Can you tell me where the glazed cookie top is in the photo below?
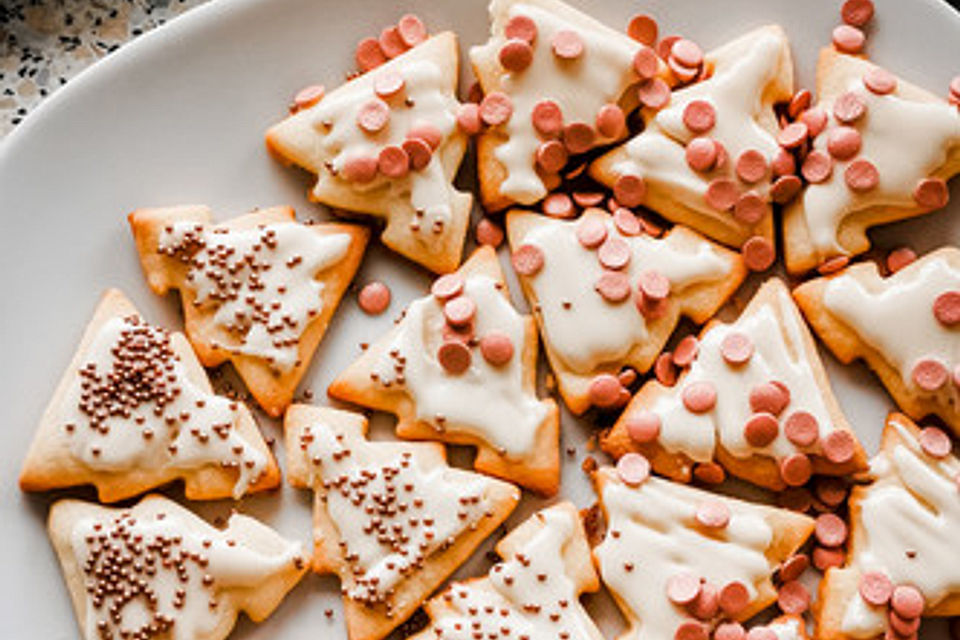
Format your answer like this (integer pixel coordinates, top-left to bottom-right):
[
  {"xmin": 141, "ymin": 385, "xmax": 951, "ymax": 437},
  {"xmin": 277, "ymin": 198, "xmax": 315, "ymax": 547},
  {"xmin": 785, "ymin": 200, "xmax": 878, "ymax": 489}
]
[{"xmin": 59, "ymin": 313, "xmax": 267, "ymax": 498}]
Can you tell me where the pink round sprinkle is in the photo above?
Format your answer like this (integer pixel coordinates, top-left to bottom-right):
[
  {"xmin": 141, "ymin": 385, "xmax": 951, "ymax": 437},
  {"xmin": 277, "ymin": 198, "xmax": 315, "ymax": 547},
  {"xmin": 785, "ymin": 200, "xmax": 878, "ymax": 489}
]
[
  {"xmin": 742, "ymin": 236, "xmax": 776, "ymax": 272},
  {"xmin": 736, "ymin": 149, "xmax": 768, "ymax": 184},
  {"xmin": 669, "ymin": 58, "xmax": 700, "ymax": 83},
  {"xmin": 536, "ymin": 140, "xmax": 568, "ymax": 174},
  {"xmin": 479, "ymin": 332, "xmax": 514, "ymax": 367},
  {"xmin": 355, "ymin": 37, "xmax": 388, "ymax": 72},
  {"xmin": 403, "ymin": 137, "xmax": 433, "ymax": 171},
  {"xmin": 772, "ymin": 148, "xmax": 797, "ymax": 177},
  {"xmin": 912, "ymin": 358, "xmax": 948, "ymax": 391},
  {"xmin": 842, "ymin": 0, "xmax": 875, "ymax": 26},
  {"xmin": 815, "ymin": 513, "xmax": 848, "ymax": 547},
  {"xmin": 543, "ymin": 192, "xmax": 576, "ymax": 219},
  {"xmin": 397, "ymin": 14, "xmax": 428, "ymax": 47},
  {"xmin": 863, "ymin": 67, "xmax": 897, "ymax": 95},
  {"xmin": 613, "ymin": 208, "xmax": 642, "ymax": 236},
  {"xmin": 719, "ymin": 581, "xmax": 750, "ymax": 615},
  {"xmin": 771, "ymin": 176, "xmax": 803, "ymax": 204},
  {"xmin": 683, "ymin": 381, "xmax": 717, "ymax": 414},
  {"xmin": 531, "ymin": 99, "xmax": 564, "ymax": 137},
  {"xmin": 780, "ymin": 453, "xmax": 813, "ymax": 487},
  {"xmin": 504, "ymin": 15, "xmax": 537, "ymax": 43},
  {"xmin": 784, "ymin": 411, "xmax": 820, "ymax": 447},
  {"xmin": 293, "ymin": 84, "xmax": 325, "ymax": 111},
  {"xmin": 889, "ymin": 610, "xmax": 921, "ymax": 636},
  {"xmin": 813, "ymin": 546, "xmax": 845, "ymax": 571},
  {"xmin": 919, "ymin": 426, "xmax": 952, "ymax": 458},
  {"xmin": 886, "ymin": 247, "xmax": 917, "ymax": 273},
  {"xmin": 444, "ymin": 296, "xmax": 476, "ymax": 327},
  {"xmin": 379, "ymin": 26, "xmax": 409, "ymax": 59},
  {"xmin": 914, "ymin": 178, "xmax": 950, "ymax": 209},
  {"xmin": 511, "ymin": 244, "xmax": 544, "ymax": 276},
  {"xmin": 374, "ymin": 71, "xmax": 405, "ymax": 98},
  {"xmin": 714, "ymin": 623, "xmax": 746, "ymax": 640},
  {"xmin": 378, "ymin": 145, "xmax": 410, "ymax": 179},
  {"xmin": 802, "ymin": 150, "xmax": 834, "ymax": 184},
  {"xmin": 589, "ymin": 373, "xmax": 623, "ymax": 408},
  {"xmin": 859, "ymin": 571, "xmax": 894, "ymax": 606},
  {"xmin": 705, "ymin": 178, "xmax": 739, "ymax": 211},
  {"xmin": 675, "ymin": 622, "xmax": 709, "ymax": 640},
  {"xmin": 633, "ymin": 46, "xmax": 660, "ymax": 80},
  {"xmin": 577, "ymin": 217, "xmax": 608, "ymax": 248},
  {"xmin": 721, "ymin": 332, "xmax": 754, "ymax": 365},
  {"xmin": 598, "ymin": 236, "xmax": 632, "ymax": 270},
  {"xmin": 626, "ymin": 410, "xmax": 661, "ymax": 443},
  {"xmin": 476, "ymin": 218, "xmax": 504, "ymax": 248},
  {"xmin": 564, "ymin": 122, "xmax": 597, "ymax": 155},
  {"xmin": 800, "ymin": 107, "xmax": 829, "ymax": 138},
  {"xmin": 616, "ymin": 452, "xmax": 651, "ymax": 486},
  {"xmin": 456, "ymin": 103, "xmax": 483, "ymax": 135},
  {"xmin": 638, "ymin": 269, "xmax": 670, "ymax": 301},
  {"xmin": 657, "ymin": 34, "xmax": 681, "ymax": 60},
  {"xmin": 823, "ymin": 430, "xmax": 857, "ymax": 463},
  {"xmin": 818, "ymin": 255, "xmax": 851, "ymax": 275},
  {"xmin": 432, "ymin": 273, "xmax": 464, "ymax": 300},
  {"xmin": 890, "ymin": 585, "xmax": 925, "ymax": 620},
  {"xmin": 733, "ymin": 192, "xmax": 769, "ymax": 225},
  {"xmin": 696, "ymin": 500, "xmax": 730, "ymax": 529},
  {"xmin": 479, "ymin": 92, "xmax": 514, "ymax": 126},
  {"xmin": 595, "ymin": 271, "xmax": 632, "ymax": 303},
  {"xmin": 596, "ymin": 104, "xmax": 626, "ymax": 138},
  {"xmin": 778, "ymin": 580, "xmax": 811, "ymax": 615},
  {"xmin": 552, "ymin": 30, "xmax": 584, "ymax": 59},
  {"xmin": 779, "ymin": 554, "xmax": 810, "ymax": 582},
  {"xmin": 834, "ymin": 91, "xmax": 867, "ymax": 123},
  {"xmin": 614, "ymin": 174, "xmax": 646, "ymax": 207},
  {"xmin": 573, "ymin": 192, "xmax": 604, "ymax": 207},
  {"xmin": 654, "ymin": 353, "xmax": 678, "ymax": 386},
  {"xmin": 686, "ymin": 137, "xmax": 719, "ymax": 172},
  {"xmin": 666, "ymin": 571, "xmax": 702, "ymax": 605},
  {"xmin": 750, "ymin": 381, "xmax": 790, "ymax": 415},
  {"xmin": 816, "ymin": 476, "xmax": 849, "ymax": 507},
  {"xmin": 845, "ymin": 158, "xmax": 879, "ymax": 193},
  {"xmin": 827, "ymin": 126, "xmax": 862, "ymax": 160},
  {"xmin": 833, "ymin": 25, "xmax": 865, "ymax": 54},
  {"xmin": 673, "ymin": 335, "xmax": 700, "ymax": 368},
  {"xmin": 627, "ymin": 14, "xmax": 658, "ymax": 45},
  {"xmin": 779, "ymin": 487, "xmax": 813, "ymax": 512},
  {"xmin": 934, "ymin": 291, "xmax": 960, "ymax": 326},
  {"xmin": 437, "ymin": 340, "xmax": 471, "ymax": 374},
  {"xmin": 637, "ymin": 77, "xmax": 671, "ymax": 109},
  {"xmin": 357, "ymin": 99, "xmax": 390, "ymax": 133},
  {"xmin": 683, "ymin": 100, "xmax": 716, "ymax": 133},
  {"xmin": 499, "ymin": 38, "xmax": 534, "ymax": 72},
  {"xmin": 744, "ymin": 413, "xmax": 780, "ymax": 447},
  {"xmin": 358, "ymin": 281, "xmax": 391, "ymax": 315},
  {"xmin": 788, "ymin": 89, "xmax": 813, "ymax": 119},
  {"xmin": 689, "ymin": 582, "xmax": 719, "ymax": 620},
  {"xmin": 671, "ymin": 38, "xmax": 704, "ymax": 68},
  {"xmin": 777, "ymin": 122, "xmax": 809, "ymax": 149}
]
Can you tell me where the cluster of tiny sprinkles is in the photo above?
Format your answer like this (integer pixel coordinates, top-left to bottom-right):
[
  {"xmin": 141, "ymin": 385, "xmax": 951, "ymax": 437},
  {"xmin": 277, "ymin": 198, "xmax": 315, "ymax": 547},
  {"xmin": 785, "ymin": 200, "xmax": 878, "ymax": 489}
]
[
  {"xmin": 511, "ymin": 208, "xmax": 670, "ymax": 410},
  {"xmin": 297, "ymin": 426, "xmax": 493, "ymax": 616},
  {"xmin": 908, "ymin": 290, "xmax": 960, "ymax": 393},
  {"xmin": 157, "ymin": 222, "xmax": 348, "ymax": 371},
  {"xmin": 64, "ymin": 315, "xmax": 262, "ymax": 486}
]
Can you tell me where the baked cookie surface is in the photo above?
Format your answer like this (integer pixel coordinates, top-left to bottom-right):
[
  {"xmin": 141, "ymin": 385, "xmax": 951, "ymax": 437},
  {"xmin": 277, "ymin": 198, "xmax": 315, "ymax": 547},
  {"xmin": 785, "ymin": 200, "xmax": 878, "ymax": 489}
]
[
  {"xmin": 19, "ymin": 289, "xmax": 280, "ymax": 502},
  {"xmin": 284, "ymin": 404, "xmax": 520, "ymax": 640}
]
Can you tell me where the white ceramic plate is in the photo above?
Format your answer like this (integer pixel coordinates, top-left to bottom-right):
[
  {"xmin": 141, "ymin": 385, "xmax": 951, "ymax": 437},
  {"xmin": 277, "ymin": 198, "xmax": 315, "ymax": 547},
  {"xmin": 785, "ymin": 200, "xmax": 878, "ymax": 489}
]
[{"xmin": 2, "ymin": 0, "xmax": 959, "ymax": 637}]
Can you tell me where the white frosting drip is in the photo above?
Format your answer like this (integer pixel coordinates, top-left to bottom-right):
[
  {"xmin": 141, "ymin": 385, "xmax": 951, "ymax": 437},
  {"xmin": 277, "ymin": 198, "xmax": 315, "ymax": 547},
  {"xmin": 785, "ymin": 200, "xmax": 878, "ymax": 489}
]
[
  {"xmin": 768, "ymin": 618, "xmax": 805, "ymax": 640},
  {"xmin": 60, "ymin": 316, "xmax": 266, "ymax": 498},
  {"xmin": 652, "ymin": 285, "xmax": 837, "ymax": 463},
  {"xmin": 595, "ymin": 473, "xmax": 773, "ymax": 639},
  {"xmin": 429, "ymin": 507, "xmax": 599, "ymax": 640},
  {"xmin": 301, "ymin": 421, "xmax": 495, "ymax": 604},
  {"xmin": 372, "ymin": 274, "xmax": 547, "ymax": 457},
  {"xmin": 840, "ymin": 419, "xmax": 960, "ymax": 636},
  {"xmin": 70, "ymin": 508, "xmax": 301, "ymax": 640},
  {"xmin": 470, "ymin": 2, "xmax": 639, "ymax": 203},
  {"xmin": 823, "ymin": 256, "xmax": 960, "ymax": 399},
  {"xmin": 613, "ymin": 30, "xmax": 785, "ymax": 215},
  {"xmin": 519, "ymin": 214, "xmax": 731, "ymax": 373},
  {"xmin": 801, "ymin": 78, "xmax": 960, "ymax": 255},
  {"xmin": 158, "ymin": 222, "xmax": 350, "ymax": 370}
]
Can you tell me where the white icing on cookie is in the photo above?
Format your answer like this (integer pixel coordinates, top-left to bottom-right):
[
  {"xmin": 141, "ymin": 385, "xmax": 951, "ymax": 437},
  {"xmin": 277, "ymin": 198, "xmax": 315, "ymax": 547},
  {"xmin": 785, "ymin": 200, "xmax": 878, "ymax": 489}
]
[
  {"xmin": 519, "ymin": 214, "xmax": 731, "ymax": 373},
  {"xmin": 801, "ymin": 78, "xmax": 960, "ymax": 256},
  {"xmin": 158, "ymin": 222, "xmax": 351, "ymax": 370},
  {"xmin": 651, "ymin": 284, "xmax": 837, "ymax": 463},
  {"xmin": 768, "ymin": 617, "xmax": 805, "ymax": 640},
  {"xmin": 371, "ymin": 274, "xmax": 547, "ymax": 457},
  {"xmin": 595, "ymin": 472, "xmax": 773, "ymax": 639},
  {"xmin": 840, "ymin": 419, "xmax": 960, "ymax": 637},
  {"xmin": 613, "ymin": 28, "xmax": 786, "ymax": 217},
  {"xmin": 298, "ymin": 419, "xmax": 497, "ymax": 611},
  {"xmin": 471, "ymin": 2, "xmax": 639, "ymax": 203},
  {"xmin": 823, "ymin": 256, "xmax": 960, "ymax": 398},
  {"xmin": 59, "ymin": 315, "xmax": 266, "ymax": 498},
  {"xmin": 428, "ymin": 506, "xmax": 600, "ymax": 640},
  {"xmin": 70, "ymin": 507, "xmax": 301, "ymax": 640}
]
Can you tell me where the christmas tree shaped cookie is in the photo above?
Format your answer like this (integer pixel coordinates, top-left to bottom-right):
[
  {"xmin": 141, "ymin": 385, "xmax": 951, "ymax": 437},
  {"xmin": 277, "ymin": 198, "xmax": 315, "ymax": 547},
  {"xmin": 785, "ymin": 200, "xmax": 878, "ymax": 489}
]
[
  {"xmin": 407, "ymin": 502, "xmax": 604, "ymax": 640},
  {"xmin": 266, "ymin": 32, "xmax": 471, "ymax": 273},
  {"xmin": 470, "ymin": 0, "xmax": 656, "ymax": 211},
  {"xmin": 795, "ymin": 247, "xmax": 960, "ymax": 436},
  {"xmin": 130, "ymin": 204, "xmax": 368, "ymax": 417},
  {"xmin": 592, "ymin": 458, "xmax": 814, "ymax": 640},
  {"xmin": 19, "ymin": 289, "xmax": 279, "ymax": 502},
  {"xmin": 783, "ymin": 49, "xmax": 960, "ymax": 274},
  {"xmin": 816, "ymin": 413, "xmax": 960, "ymax": 639},
  {"xmin": 328, "ymin": 246, "xmax": 561, "ymax": 495},
  {"xmin": 506, "ymin": 207, "xmax": 745, "ymax": 414},
  {"xmin": 592, "ymin": 26, "xmax": 794, "ymax": 255},
  {"xmin": 48, "ymin": 495, "xmax": 307, "ymax": 640},
  {"xmin": 284, "ymin": 404, "xmax": 520, "ymax": 640},
  {"xmin": 602, "ymin": 278, "xmax": 867, "ymax": 491}
]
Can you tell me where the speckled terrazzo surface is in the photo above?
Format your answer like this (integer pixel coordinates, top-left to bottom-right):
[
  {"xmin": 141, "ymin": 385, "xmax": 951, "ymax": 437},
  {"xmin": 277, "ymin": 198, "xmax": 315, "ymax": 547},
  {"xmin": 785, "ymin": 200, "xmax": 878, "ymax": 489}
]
[{"xmin": 0, "ymin": 0, "xmax": 209, "ymax": 137}]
